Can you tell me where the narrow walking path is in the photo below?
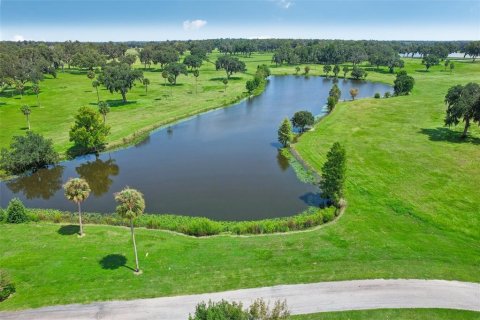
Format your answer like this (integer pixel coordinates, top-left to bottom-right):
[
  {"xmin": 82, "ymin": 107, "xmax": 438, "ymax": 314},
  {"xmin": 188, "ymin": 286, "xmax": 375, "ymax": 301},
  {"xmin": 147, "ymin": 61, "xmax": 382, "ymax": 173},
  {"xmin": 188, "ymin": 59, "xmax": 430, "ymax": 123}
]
[{"xmin": 1, "ymin": 279, "xmax": 479, "ymax": 320}]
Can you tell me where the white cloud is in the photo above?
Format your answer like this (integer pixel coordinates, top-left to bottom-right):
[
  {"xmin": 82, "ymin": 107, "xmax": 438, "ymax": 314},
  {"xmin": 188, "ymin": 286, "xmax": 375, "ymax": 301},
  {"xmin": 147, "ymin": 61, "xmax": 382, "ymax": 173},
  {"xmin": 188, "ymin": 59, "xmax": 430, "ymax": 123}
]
[
  {"xmin": 13, "ymin": 34, "xmax": 25, "ymax": 42},
  {"xmin": 274, "ymin": 0, "xmax": 293, "ymax": 9},
  {"xmin": 183, "ymin": 19, "xmax": 207, "ymax": 31}
]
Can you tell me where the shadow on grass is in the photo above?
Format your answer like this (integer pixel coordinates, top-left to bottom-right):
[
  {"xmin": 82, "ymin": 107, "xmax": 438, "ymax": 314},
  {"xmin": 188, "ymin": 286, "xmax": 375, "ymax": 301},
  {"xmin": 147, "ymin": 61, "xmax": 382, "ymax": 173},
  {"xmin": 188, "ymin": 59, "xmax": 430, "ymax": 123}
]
[
  {"xmin": 88, "ymin": 100, "xmax": 138, "ymax": 108},
  {"xmin": 210, "ymin": 76, "xmax": 242, "ymax": 81},
  {"xmin": 58, "ymin": 225, "xmax": 80, "ymax": 235},
  {"xmin": 419, "ymin": 127, "xmax": 480, "ymax": 145},
  {"xmin": 99, "ymin": 254, "xmax": 135, "ymax": 271}
]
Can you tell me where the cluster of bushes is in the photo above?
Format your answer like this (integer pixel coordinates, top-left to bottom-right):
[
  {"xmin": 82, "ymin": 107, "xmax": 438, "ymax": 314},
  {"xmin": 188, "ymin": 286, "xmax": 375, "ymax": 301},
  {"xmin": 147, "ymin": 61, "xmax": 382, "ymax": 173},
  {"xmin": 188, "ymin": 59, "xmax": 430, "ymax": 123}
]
[
  {"xmin": 374, "ymin": 92, "xmax": 392, "ymax": 99},
  {"xmin": 246, "ymin": 64, "xmax": 271, "ymax": 95},
  {"xmin": 1, "ymin": 199, "xmax": 338, "ymax": 237},
  {"xmin": 189, "ymin": 299, "xmax": 289, "ymax": 320},
  {"xmin": 0, "ymin": 270, "xmax": 15, "ymax": 302}
]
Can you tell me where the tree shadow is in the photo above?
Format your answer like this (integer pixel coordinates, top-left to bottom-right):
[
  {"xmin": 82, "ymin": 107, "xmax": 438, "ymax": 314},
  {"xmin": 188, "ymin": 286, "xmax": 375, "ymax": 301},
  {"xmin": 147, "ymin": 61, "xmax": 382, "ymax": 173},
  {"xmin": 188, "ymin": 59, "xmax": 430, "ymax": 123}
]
[
  {"xmin": 210, "ymin": 76, "xmax": 241, "ymax": 81},
  {"xmin": 99, "ymin": 254, "xmax": 135, "ymax": 271},
  {"xmin": 57, "ymin": 225, "xmax": 80, "ymax": 235},
  {"xmin": 419, "ymin": 127, "xmax": 480, "ymax": 145},
  {"xmin": 105, "ymin": 100, "xmax": 138, "ymax": 108}
]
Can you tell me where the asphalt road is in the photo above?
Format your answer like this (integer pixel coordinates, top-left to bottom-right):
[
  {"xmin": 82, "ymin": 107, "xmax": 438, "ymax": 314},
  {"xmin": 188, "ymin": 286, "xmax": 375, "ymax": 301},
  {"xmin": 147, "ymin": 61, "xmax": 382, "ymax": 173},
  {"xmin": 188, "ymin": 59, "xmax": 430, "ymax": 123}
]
[{"xmin": 1, "ymin": 279, "xmax": 479, "ymax": 319}]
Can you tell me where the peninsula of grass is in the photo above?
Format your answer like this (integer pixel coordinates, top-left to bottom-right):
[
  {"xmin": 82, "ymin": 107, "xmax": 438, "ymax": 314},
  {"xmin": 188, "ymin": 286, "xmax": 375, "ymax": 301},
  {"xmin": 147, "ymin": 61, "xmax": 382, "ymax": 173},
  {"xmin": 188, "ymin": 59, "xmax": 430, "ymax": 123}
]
[{"xmin": 0, "ymin": 58, "xmax": 479, "ymax": 311}]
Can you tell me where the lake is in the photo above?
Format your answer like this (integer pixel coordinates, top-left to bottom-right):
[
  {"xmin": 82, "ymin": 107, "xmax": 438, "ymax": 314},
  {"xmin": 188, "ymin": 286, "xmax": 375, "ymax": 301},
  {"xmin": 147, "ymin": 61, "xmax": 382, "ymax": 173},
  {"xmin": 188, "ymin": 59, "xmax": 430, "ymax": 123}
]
[{"xmin": 0, "ymin": 76, "xmax": 391, "ymax": 220}]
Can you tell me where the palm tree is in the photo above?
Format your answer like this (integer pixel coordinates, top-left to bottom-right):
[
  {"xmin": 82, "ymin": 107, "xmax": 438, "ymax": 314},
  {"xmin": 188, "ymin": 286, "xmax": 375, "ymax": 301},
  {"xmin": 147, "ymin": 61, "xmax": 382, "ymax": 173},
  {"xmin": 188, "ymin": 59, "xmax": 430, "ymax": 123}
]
[
  {"xmin": 98, "ymin": 101, "xmax": 110, "ymax": 123},
  {"xmin": 92, "ymin": 80, "xmax": 100, "ymax": 103},
  {"xmin": 15, "ymin": 81, "xmax": 24, "ymax": 98},
  {"xmin": 349, "ymin": 88, "xmax": 359, "ymax": 100},
  {"xmin": 32, "ymin": 84, "xmax": 40, "ymax": 106},
  {"xmin": 63, "ymin": 178, "xmax": 91, "ymax": 237},
  {"xmin": 114, "ymin": 187, "xmax": 145, "ymax": 274},
  {"xmin": 143, "ymin": 78, "xmax": 150, "ymax": 94},
  {"xmin": 222, "ymin": 78, "xmax": 228, "ymax": 93},
  {"xmin": 87, "ymin": 70, "xmax": 95, "ymax": 80},
  {"xmin": 161, "ymin": 70, "xmax": 169, "ymax": 87},
  {"xmin": 20, "ymin": 105, "xmax": 31, "ymax": 130},
  {"xmin": 295, "ymin": 66, "xmax": 300, "ymax": 75},
  {"xmin": 193, "ymin": 69, "xmax": 200, "ymax": 94}
]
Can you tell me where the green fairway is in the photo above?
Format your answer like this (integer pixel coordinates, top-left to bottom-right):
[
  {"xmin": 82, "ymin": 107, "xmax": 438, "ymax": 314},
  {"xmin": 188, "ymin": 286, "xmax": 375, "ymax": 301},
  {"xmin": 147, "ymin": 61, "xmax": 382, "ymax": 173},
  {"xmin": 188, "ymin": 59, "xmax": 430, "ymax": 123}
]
[
  {"xmin": 293, "ymin": 309, "xmax": 480, "ymax": 320},
  {"xmin": 0, "ymin": 51, "xmax": 268, "ymax": 155},
  {"xmin": 0, "ymin": 58, "xmax": 479, "ymax": 311}
]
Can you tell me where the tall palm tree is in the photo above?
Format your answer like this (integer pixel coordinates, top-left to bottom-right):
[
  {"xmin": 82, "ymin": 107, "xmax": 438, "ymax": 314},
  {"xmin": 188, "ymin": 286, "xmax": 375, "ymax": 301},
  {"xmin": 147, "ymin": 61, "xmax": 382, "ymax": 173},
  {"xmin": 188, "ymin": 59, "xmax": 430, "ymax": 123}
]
[
  {"xmin": 32, "ymin": 84, "xmax": 40, "ymax": 106},
  {"xmin": 114, "ymin": 187, "xmax": 145, "ymax": 274},
  {"xmin": 193, "ymin": 69, "xmax": 200, "ymax": 94},
  {"xmin": 222, "ymin": 78, "xmax": 228, "ymax": 93},
  {"xmin": 92, "ymin": 80, "xmax": 100, "ymax": 103},
  {"xmin": 63, "ymin": 178, "xmax": 91, "ymax": 237},
  {"xmin": 98, "ymin": 101, "xmax": 110, "ymax": 123},
  {"xmin": 20, "ymin": 105, "xmax": 31, "ymax": 130},
  {"xmin": 143, "ymin": 78, "xmax": 150, "ymax": 94}
]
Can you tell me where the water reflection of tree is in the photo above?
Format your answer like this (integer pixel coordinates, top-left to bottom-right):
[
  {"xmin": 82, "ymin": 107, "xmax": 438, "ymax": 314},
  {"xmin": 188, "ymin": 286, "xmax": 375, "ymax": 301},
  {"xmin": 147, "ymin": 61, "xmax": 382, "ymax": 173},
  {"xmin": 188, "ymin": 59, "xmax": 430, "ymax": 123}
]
[
  {"xmin": 6, "ymin": 166, "xmax": 65, "ymax": 199},
  {"xmin": 75, "ymin": 158, "xmax": 119, "ymax": 196},
  {"xmin": 276, "ymin": 149, "xmax": 290, "ymax": 172}
]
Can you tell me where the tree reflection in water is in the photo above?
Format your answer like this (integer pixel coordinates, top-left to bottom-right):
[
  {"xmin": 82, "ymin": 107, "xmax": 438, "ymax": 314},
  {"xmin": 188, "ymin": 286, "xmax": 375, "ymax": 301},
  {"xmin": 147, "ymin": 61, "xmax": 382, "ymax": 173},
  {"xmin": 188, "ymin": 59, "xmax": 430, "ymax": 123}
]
[
  {"xmin": 76, "ymin": 158, "xmax": 120, "ymax": 196},
  {"xmin": 6, "ymin": 166, "xmax": 65, "ymax": 199},
  {"xmin": 276, "ymin": 149, "xmax": 290, "ymax": 172}
]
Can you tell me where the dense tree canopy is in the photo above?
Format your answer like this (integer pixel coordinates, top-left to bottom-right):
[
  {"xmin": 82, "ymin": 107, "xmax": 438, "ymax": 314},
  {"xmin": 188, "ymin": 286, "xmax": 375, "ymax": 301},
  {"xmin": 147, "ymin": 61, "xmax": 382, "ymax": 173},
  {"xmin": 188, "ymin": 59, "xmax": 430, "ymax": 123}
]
[
  {"xmin": 183, "ymin": 55, "xmax": 203, "ymax": 69},
  {"xmin": 320, "ymin": 142, "xmax": 346, "ymax": 207},
  {"xmin": 393, "ymin": 71, "xmax": 415, "ymax": 96},
  {"xmin": 0, "ymin": 131, "xmax": 59, "ymax": 174},
  {"xmin": 444, "ymin": 83, "xmax": 480, "ymax": 138},
  {"xmin": 98, "ymin": 63, "xmax": 143, "ymax": 102},
  {"xmin": 69, "ymin": 106, "xmax": 110, "ymax": 154},
  {"xmin": 215, "ymin": 56, "xmax": 246, "ymax": 79},
  {"xmin": 164, "ymin": 63, "xmax": 188, "ymax": 84},
  {"xmin": 291, "ymin": 111, "xmax": 314, "ymax": 132}
]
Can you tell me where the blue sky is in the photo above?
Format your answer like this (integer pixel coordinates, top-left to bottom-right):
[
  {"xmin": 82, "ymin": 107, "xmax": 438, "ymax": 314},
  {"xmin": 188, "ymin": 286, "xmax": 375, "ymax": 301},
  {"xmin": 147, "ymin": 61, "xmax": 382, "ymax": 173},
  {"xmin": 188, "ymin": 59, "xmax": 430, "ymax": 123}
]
[{"xmin": 1, "ymin": 0, "xmax": 479, "ymax": 41}]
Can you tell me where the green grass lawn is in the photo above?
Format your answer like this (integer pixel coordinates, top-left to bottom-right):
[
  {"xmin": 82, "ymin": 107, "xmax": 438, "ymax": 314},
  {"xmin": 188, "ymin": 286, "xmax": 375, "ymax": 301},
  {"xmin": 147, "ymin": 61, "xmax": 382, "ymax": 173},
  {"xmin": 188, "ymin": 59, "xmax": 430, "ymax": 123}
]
[
  {"xmin": 0, "ymin": 58, "xmax": 479, "ymax": 311},
  {"xmin": 293, "ymin": 309, "xmax": 480, "ymax": 320},
  {"xmin": 0, "ymin": 51, "xmax": 269, "ymax": 155}
]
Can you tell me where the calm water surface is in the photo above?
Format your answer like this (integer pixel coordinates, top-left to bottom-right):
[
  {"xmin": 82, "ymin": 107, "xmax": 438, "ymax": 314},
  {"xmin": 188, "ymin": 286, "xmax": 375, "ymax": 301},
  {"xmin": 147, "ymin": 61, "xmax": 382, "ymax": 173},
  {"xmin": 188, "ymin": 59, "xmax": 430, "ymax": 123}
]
[{"xmin": 0, "ymin": 76, "xmax": 391, "ymax": 220}]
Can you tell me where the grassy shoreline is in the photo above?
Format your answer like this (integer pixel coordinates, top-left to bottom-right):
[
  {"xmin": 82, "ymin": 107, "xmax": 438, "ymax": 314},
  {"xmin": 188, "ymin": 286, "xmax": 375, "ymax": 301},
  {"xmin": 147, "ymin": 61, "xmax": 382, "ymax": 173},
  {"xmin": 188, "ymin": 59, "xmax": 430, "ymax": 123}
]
[{"xmin": 14, "ymin": 205, "xmax": 339, "ymax": 237}]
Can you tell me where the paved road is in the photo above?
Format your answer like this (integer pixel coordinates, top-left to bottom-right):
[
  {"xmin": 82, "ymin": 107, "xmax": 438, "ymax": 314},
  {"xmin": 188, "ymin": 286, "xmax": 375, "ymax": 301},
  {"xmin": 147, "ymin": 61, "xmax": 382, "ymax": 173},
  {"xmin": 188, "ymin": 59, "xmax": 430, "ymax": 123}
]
[{"xmin": 1, "ymin": 279, "xmax": 479, "ymax": 319}]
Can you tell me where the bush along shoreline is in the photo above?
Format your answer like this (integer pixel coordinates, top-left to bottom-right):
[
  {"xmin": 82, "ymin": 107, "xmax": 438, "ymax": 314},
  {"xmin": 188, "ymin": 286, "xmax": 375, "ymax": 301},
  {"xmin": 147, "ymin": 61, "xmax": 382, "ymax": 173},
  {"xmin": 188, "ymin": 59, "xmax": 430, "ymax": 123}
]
[{"xmin": 0, "ymin": 205, "xmax": 342, "ymax": 237}]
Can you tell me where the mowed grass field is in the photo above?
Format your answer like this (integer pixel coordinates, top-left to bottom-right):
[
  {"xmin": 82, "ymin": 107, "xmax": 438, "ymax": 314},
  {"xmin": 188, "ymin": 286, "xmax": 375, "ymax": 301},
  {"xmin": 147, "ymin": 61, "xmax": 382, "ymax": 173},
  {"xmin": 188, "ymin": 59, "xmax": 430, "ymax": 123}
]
[
  {"xmin": 293, "ymin": 309, "xmax": 480, "ymax": 320},
  {"xmin": 0, "ymin": 57, "xmax": 479, "ymax": 314},
  {"xmin": 0, "ymin": 51, "xmax": 268, "ymax": 154}
]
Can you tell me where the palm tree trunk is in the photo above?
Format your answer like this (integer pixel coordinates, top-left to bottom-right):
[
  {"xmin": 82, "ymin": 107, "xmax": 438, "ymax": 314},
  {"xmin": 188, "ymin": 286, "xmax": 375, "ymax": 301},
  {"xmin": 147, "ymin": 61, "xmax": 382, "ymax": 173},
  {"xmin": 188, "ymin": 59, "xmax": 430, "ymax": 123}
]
[
  {"xmin": 36, "ymin": 95, "xmax": 40, "ymax": 107},
  {"xmin": 130, "ymin": 219, "xmax": 140, "ymax": 272},
  {"xmin": 96, "ymin": 88, "xmax": 99, "ymax": 103},
  {"xmin": 26, "ymin": 115, "xmax": 30, "ymax": 130},
  {"xmin": 78, "ymin": 202, "xmax": 84, "ymax": 236}
]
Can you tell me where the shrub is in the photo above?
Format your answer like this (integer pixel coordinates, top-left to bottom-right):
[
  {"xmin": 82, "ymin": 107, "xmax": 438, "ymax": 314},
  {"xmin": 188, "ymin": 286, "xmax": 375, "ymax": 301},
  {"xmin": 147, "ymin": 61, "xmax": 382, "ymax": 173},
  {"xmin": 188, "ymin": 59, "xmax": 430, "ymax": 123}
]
[
  {"xmin": 0, "ymin": 270, "xmax": 15, "ymax": 302},
  {"xmin": 0, "ymin": 209, "xmax": 5, "ymax": 222},
  {"xmin": 6, "ymin": 198, "xmax": 28, "ymax": 224},
  {"xmin": 394, "ymin": 71, "xmax": 415, "ymax": 96},
  {"xmin": 291, "ymin": 111, "xmax": 315, "ymax": 132},
  {"xmin": 28, "ymin": 206, "xmax": 337, "ymax": 237},
  {"xmin": 189, "ymin": 299, "xmax": 289, "ymax": 320},
  {"xmin": 374, "ymin": 92, "xmax": 381, "ymax": 99},
  {"xmin": 384, "ymin": 91, "xmax": 391, "ymax": 98}
]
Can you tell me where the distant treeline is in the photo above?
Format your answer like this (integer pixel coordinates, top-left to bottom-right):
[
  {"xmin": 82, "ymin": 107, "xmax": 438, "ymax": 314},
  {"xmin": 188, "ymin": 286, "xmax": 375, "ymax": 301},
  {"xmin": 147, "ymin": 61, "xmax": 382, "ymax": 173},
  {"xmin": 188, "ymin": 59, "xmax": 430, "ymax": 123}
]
[{"xmin": 1, "ymin": 39, "xmax": 479, "ymax": 87}]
